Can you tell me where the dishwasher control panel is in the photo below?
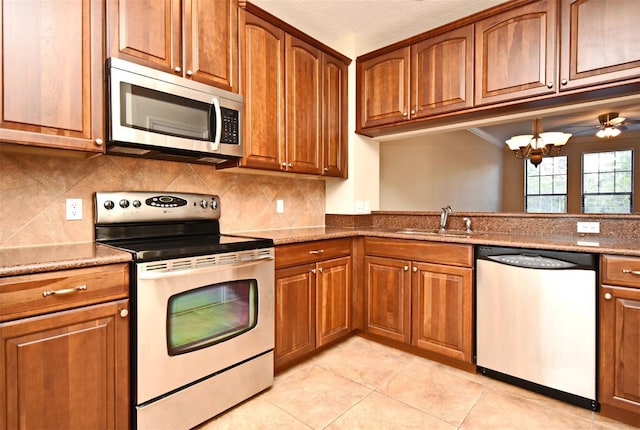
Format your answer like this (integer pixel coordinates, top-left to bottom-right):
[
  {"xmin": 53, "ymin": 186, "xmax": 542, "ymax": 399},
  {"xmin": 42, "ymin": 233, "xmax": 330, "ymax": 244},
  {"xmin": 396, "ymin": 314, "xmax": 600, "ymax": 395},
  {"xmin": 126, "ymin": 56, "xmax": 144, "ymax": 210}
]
[{"xmin": 488, "ymin": 254, "xmax": 576, "ymax": 269}]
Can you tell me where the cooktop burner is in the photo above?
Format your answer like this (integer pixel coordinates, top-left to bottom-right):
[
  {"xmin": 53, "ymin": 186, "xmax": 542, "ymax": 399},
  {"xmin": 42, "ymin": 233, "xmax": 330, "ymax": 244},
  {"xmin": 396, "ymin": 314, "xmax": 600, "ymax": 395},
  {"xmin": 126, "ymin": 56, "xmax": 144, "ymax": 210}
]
[{"xmin": 95, "ymin": 191, "xmax": 273, "ymax": 262}]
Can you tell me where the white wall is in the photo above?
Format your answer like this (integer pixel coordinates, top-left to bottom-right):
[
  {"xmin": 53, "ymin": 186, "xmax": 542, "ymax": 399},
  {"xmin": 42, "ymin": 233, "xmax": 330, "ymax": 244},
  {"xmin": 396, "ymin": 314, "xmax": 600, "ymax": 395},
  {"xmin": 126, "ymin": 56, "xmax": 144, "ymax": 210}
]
[{"xmin": 379, "ymin": 130, "xmax": 504, "ymax": 211}]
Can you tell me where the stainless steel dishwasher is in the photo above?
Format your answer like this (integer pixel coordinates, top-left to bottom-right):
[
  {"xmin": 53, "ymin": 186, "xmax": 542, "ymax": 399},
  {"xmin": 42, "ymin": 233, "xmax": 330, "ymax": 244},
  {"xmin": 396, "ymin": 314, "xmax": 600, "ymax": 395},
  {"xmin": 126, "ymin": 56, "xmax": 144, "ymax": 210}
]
[{"xmin": 475, "ymin": 245, "xmax": 598, "ymax": 410}]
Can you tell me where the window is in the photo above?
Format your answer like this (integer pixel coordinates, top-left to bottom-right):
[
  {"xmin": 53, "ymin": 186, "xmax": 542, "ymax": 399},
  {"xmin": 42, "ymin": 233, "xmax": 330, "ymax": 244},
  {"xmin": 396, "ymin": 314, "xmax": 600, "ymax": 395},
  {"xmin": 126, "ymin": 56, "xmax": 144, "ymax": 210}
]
[
  {"xmin": 525, "ymin": 156, "xmax": 567, "ymax": 213},
  {"xmin": 582, "ymin": 150, "xmax": 633, "ymax": 213}
]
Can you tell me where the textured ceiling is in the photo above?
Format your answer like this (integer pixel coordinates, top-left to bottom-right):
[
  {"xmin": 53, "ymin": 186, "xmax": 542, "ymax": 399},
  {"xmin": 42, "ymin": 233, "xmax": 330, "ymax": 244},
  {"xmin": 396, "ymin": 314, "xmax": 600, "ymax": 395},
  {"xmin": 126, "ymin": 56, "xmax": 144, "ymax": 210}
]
[
  {"xmin": 250, "ymin": 0, "xmax": 640, "ymax": 142},
  {"xmin": 250, "ymin": 0, "xmax": 505, "ymax": 55}
]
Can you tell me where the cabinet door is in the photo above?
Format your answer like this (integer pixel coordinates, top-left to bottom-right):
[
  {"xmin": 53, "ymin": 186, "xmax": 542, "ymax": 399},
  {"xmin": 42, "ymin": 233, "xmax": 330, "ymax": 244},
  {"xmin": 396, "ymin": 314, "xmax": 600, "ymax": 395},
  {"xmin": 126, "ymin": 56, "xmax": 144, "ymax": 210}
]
[
  {"xmin": 0, "ymin": 300, "xmax": 130, "ymax": 430},
  {"xmin": 316, "ymin": 256, "xmax": 352, "ymax": 347},
  {"xmin": 275, "ymin": 264, "xmax": 315, "ymax": 369},
  {"xmin": 560, "ymin": 0, "xmax": 640, "ymax": 91},
  {"xmin": 239, "ymin": 11, "xmax": 286, "ymax": 171},
  {"xmin": 322, "ymin": 53, "xmax": 348, "ymax": 178},
  {"xmin": 0, "ymin": 0, "xmax": 104, "ymax": 152},
  {"xmin": 184, "ymin": 0, "xmax": 238, "ymax": 91},
  {"xmin": 600, "ymin": 285, "xmax": 640, "ymax": 419},
  {"xmin": 107, "ymin": 0, "xmax": 181, "ymax": 74},
  {"xmin": 286, "ymin": 35, "xmax": 322, "ymax": 175},
  {"xmin": 411, "ymin": 262, "xmax": 473, "ymax": 363},
  {"xmin": 364, "ymin": 256, "xmax": 411, "ymax": 343},
  {"xmin": 411, "ymin": 25, "xmax": 473, "ymax": 118},
  {"xmin": 474, "ymin": 0, "xmax": 557, "ymax": 105},
  {"xmin": 358, "ymin": 47, "xmax": 410, "ymax": 128}
]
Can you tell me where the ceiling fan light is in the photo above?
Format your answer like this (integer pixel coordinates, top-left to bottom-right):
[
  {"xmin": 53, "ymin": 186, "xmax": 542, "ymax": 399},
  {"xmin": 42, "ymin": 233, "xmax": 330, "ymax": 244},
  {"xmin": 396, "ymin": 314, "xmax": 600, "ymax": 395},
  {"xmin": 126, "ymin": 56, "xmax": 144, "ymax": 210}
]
[{"xmin": 596, "ymin": 126, "xmax": 621, "ymax": 139}]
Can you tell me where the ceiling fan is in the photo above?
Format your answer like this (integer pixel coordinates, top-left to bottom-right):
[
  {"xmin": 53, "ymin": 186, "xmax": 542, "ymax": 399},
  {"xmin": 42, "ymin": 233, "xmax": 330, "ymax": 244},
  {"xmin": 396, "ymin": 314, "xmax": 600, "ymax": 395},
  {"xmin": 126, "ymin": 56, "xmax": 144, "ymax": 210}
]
[{"xmin": 594, "ymin": 112, "xmax": 640, "ymax": 139}]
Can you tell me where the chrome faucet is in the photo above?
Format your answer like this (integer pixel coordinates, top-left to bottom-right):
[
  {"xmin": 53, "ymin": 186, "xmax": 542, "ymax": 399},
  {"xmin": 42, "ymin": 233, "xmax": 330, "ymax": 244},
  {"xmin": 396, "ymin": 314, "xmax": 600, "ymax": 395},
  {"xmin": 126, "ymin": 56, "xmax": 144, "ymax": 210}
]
[{"xmin": 440, "ymin": 206, "xmax": 452, "ymax": 231}]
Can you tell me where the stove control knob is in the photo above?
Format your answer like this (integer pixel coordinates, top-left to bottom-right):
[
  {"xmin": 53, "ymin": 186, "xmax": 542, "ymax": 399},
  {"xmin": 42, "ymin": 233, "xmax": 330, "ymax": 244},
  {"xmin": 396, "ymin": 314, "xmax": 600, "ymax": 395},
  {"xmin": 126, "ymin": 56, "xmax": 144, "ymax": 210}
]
[
  {"xmin": 200, "ymin": 200, "xmax": 208, "ymax": 209},
  {"xmin": 211, "ymin": 199, "xmax": 218, "ymax": 210},
  {"xmin": 133, "ymin": 200, "xmax": 141, "ymax": 208},
  {"xmin": 104, "ymin": 200, "xmax": 115, "ymax": 210},
  {"xmin": 119, "ymin": 199, "xmax": 130, "ymax": 209}
]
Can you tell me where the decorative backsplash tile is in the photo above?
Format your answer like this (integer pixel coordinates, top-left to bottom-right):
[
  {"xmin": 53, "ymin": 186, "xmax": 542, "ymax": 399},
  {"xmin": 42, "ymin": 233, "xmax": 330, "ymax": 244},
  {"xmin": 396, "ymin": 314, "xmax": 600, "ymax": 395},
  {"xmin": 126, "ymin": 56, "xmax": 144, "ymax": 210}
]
[{"xmin": 0, "ymin": 152, "xmax": 325, "ymax": 247}]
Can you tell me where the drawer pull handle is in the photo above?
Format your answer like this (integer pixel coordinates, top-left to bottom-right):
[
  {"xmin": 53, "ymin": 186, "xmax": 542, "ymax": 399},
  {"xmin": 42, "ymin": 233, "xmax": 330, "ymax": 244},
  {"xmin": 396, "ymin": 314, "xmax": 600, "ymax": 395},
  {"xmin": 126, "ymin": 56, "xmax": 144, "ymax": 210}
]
[
  {"xmin": 42, "ymin": 285, "xmax": 87, "ymax": 297},
  {"xmin": 309, "ymin": 250, "xmax": 325, "ymax": 254},
  {"xmin": 622, "ymin": 269, "xmax": 640, "ymax": 276}
]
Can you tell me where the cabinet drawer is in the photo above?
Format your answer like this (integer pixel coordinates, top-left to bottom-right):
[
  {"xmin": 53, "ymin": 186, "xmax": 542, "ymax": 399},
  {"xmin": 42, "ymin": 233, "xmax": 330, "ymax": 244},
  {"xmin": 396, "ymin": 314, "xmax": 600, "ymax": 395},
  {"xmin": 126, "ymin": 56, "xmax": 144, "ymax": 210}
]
[
  {"xmin": 276, "ymin": 238, "xmax": 352, "ymax": 269},
  {"xmin": 601, "ymin": 255, "xmax": 640, "ymax": 288},
  {"xmin": 364, "ymin": 237, "xmax": 472, "ymax": 267},
  {"xmin": 0, "ymin": 264, "xmax": 129, "ymax": 321}
]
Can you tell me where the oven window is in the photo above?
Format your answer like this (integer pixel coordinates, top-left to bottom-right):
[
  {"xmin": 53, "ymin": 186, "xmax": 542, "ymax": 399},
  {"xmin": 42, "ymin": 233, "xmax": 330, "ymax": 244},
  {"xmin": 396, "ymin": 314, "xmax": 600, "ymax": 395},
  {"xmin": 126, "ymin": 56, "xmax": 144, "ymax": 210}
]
[{"xmin": 166, "ymin": 279, "xmax": 257, "ymax": 356}]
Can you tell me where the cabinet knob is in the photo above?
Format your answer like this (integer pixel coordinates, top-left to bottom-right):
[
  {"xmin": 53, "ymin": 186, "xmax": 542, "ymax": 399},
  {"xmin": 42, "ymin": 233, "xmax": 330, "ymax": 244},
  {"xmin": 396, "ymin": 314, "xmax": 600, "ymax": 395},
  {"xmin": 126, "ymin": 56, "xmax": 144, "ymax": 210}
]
[
  {"xmin": 120, "ymin": 309, "xmax": 129, "ymax": 317},
  {"xmin": 547, "ymin": 82, "xmax": 553, "ymax": 89},
  {"xmin": 323, "ymin": 167, "xmax": 329, "ymax": 172},
  {"xmin": 411, "ymin": 110, "xmax": 415, "ymax": 115},
  {"xmin": 288, "ymin": 163, "xmax": 293, "ymax": 168},
  {"xmin": 412, "ymin": 266, "xmax": 417, "ymax": 272},
  {"xmin": 318, "ymin": 267, "xmax": 323, "ymax": 273},
  {"xmin": 604, "ymin": 292, "xmax": 613, "ymax": 300},
  {"xmin": 186, "ymin": 70, "xmax": 193, "ymax": 76},
  {"xmin": 310, "ymin": 268, "xmax": 316, "ymax": 274},
  {"xmin": 174, "ymin": 66, "xmax": 182, "ymax": 73},
  {"xmin": 403, "ymin": 265, "xmax": 409, "ymax": 271},
  {"xmin": 281, "ymin": 162, "xmax": 287, "ymax": 168},
  {"xmin": 95, "ymin": 138, "xmax": 104, "ymax": 146},
  {"xmin": 561, "ymin": 79, "xmax": 568, "ymax": 85}
]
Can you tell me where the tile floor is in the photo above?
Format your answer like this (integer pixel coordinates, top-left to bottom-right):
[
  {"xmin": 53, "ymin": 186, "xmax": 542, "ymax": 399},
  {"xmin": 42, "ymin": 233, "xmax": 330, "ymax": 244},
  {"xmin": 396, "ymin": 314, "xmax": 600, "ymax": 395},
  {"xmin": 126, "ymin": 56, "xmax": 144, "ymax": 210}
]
[{"xmin": 198, "ymin": 336, "xmax": 636, "ymax": 429}]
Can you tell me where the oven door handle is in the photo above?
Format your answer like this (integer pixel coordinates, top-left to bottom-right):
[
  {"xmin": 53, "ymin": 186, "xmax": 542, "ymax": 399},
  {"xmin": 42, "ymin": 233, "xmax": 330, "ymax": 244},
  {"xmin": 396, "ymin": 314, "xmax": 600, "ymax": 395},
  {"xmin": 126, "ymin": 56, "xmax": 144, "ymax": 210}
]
[{"xmin": 138, "ymin": 256, "xmax": 274, "ymax": 280}]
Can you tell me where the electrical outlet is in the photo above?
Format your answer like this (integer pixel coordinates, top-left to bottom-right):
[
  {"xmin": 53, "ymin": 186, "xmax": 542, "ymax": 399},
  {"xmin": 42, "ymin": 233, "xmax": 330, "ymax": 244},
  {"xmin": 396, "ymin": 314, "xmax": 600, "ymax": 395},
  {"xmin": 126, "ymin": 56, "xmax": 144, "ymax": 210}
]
[
  {"xmin": 276, "ymin": 200, "xmax": 284, "ymax": 213},
  {"xmin": 577, "ymin": 221, "xmax": 599, "ymax": 234},
  {"xmin": 66, "ymin": 198, "xmax": 83, "ymax": 220}
]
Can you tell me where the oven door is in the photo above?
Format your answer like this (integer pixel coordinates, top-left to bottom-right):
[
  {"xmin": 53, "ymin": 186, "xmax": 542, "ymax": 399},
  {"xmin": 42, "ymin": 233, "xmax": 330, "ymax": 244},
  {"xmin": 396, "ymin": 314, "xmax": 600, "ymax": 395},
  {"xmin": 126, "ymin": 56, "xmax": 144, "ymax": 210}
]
[{"xmin": 134, "ymin": 250, "xmax": 274, "ymax": 404}]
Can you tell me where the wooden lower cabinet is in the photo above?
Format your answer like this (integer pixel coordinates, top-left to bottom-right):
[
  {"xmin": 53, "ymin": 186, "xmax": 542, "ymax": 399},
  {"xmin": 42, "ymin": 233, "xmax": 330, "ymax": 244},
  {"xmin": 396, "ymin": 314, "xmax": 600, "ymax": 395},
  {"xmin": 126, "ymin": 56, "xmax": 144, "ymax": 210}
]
[
  {"xmin": 600, "ymin": 255, "xmax": 640, "ymax": 426},
  {"xmin": 364, "ymin": 238, "xmax": 473, "ymax": 366},
  {"xmin": 0, "ymin": 299, "xmax": 130, "ymax": 430},
  {"xmin": 274, "ymin": 264, "xmax": 316, "ymax": 368},
  {"xmin": 274, "ymin": 239, "xmax": 352, "ymax": 369},
  {"xmin": 411, "ymin": 262, "xmax": 473, "ymax": 363},
  {"xmin": 364, "ymin": 256, "xmax": 411, "ymax": 343}
]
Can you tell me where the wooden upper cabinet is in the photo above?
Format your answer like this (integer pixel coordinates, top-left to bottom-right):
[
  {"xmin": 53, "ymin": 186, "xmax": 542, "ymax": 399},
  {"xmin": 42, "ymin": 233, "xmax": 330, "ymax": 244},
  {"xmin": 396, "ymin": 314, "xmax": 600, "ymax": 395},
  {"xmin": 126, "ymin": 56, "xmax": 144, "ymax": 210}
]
[
  {"xmin": 0, "ymin": 0, "xmax": 104, "ymax": 152},
  {"xmin": 184, "ymin": 0, "xmax": 238, "ymax": 91},
  {"xmin": 286, "ymin": 35, "xmax": 322, "ymax": 175},
  {"xmin": 411, "ymin": 25, "xmax": 474, "ymax": 119},
  {"xmin": 560, "ymin": 0, "xmax": 640, "ymax": 91},
  {"xmin": 358, "ymin": 47, "xmax": 410, "ymax": 128},
  {"xmin": 108, "ymin": 0, "xmax": 181, "ymax": 73},
  {"xmin": 239, "ymin": 11, "xmax": 285, "ymax": 171},
  {"xmin": 108, "ymin": 0, "xmax": 239, "ymax": 91},
  {"xmin": 474, "ymin": 0, "xmax": 557, "ymax": 105},
  {"xmin": 322, "ymin": 54, "xmax": 348, "ymax": 178}
]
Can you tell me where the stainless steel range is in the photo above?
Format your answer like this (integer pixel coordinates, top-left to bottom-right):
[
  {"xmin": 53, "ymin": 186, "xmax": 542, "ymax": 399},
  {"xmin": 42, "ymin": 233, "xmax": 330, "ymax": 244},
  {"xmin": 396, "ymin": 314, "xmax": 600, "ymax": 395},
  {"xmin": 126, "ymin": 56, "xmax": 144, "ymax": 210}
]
[{"xmin": 95, "ymin": 191, "xmax": 275, "ymax": 430}]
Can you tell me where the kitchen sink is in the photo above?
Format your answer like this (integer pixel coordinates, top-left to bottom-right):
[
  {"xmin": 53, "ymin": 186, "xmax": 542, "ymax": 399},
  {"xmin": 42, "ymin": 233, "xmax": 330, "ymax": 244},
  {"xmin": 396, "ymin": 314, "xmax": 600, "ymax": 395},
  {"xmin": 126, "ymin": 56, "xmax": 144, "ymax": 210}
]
[{"xmin": 393, "ymin": 228, "xmax": 473, "ymax": 237}]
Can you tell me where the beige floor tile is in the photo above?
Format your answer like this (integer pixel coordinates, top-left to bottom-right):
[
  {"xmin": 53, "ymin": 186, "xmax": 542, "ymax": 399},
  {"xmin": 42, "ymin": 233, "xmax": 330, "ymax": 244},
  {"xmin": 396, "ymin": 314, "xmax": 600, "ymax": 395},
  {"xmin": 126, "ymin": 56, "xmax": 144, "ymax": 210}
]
[
  {"xmin": 197, "ymin": 396, "xmax": 311, "ymax": 429},
  {"xmin": 376, "ymin": 358, "xmax": 486, "ymax": 426},
  {"xmin": 461, "ymin": 389, "xmax": 593, "ymax": 430},
  {"xmin": 263, "ymin": 364, "xmax": 372, "ymax": 429},
  {"xmin": 326, "ymin": 391, "xmax": 456, "ymax": 430},
  {"xmin": 311, "ymin": 336, "xmax": 414, "ymax": 389}
]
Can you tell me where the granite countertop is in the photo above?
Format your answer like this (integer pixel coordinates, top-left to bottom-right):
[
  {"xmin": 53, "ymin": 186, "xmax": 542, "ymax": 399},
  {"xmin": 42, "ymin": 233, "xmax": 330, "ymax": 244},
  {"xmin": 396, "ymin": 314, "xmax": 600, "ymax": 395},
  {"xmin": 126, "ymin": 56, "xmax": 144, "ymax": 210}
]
[
  {"xmin": 2, "ymin": 226, "xmax": 639, "ymax": 277},
  {"xmin": 0, "ymin": 243, "xmax": 132, "ymax": 277},
  {"xmin": 244, "ymin": 226, "xmax": 640, "ymax": 257}
]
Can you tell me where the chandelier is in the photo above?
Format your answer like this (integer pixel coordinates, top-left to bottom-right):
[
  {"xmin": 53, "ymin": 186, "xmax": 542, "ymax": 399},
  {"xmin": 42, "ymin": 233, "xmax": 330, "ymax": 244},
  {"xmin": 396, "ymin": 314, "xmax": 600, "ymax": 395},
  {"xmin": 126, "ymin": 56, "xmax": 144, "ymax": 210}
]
[{"xmin": 505, "ymin": 119, "xmax": 572, "ymax": 167}]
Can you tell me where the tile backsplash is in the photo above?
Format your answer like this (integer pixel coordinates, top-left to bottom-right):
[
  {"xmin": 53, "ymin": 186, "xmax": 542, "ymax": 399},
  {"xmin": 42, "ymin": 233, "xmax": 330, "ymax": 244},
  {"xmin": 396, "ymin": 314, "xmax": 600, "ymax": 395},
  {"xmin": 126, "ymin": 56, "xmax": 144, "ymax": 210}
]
[{"xmin": 0, "ymin": 152, "xmax": 325, "ymax": 247}]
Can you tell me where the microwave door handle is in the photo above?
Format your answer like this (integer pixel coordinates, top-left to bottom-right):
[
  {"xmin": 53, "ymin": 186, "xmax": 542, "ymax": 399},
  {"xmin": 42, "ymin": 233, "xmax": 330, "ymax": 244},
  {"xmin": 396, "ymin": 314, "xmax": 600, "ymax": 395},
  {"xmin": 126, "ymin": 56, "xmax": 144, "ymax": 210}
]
[{"xmin": 210, "ymin": 97, "xmax": 222, "ymax": 151}]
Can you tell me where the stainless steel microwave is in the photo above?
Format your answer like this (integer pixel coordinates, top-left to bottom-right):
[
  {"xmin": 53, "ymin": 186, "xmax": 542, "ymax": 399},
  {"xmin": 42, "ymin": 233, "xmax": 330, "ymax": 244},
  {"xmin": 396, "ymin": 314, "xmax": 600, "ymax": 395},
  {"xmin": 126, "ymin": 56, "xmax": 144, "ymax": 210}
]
[{"xmin": 106, "ymin": 57, "xmax": 243, "ymax": 165}]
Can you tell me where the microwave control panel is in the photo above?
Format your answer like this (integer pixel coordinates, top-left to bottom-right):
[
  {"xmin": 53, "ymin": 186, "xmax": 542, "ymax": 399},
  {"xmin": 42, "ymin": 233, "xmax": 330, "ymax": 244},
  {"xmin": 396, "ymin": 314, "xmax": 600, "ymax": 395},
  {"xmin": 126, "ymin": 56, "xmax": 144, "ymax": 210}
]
[{"xmin": 220, "ymin": 107, "xmax": 239, "ymax": 145}]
